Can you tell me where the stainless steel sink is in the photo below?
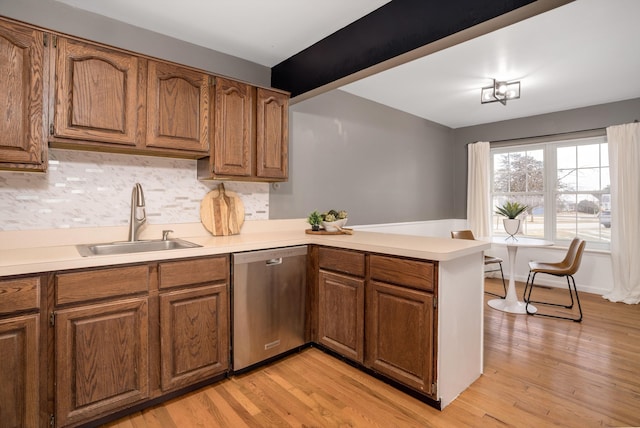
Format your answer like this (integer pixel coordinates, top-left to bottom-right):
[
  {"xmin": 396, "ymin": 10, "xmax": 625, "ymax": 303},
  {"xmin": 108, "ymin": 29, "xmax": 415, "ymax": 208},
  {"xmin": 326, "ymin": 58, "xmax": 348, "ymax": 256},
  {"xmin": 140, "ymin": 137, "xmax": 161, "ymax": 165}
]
[{"xmin": 76, "ymin": 239, "xmax": 201, "ymax": 257}]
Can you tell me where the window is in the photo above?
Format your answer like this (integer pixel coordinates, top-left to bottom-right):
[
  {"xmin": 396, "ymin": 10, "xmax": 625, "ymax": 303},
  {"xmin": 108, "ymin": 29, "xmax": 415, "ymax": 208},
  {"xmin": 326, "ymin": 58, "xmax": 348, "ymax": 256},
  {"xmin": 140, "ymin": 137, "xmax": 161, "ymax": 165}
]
[{"xmin": 491, "ymin": 136, "xmax": 610, "ymax": 249}]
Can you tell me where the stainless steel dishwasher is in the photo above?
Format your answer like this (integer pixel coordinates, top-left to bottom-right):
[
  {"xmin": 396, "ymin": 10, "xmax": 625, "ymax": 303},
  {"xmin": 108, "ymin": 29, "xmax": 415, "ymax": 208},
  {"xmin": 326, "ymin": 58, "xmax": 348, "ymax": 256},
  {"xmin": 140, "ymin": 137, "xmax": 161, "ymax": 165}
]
[{"xmin": 232, "ymin": 245, "xmax": 307, "ymax": 371}]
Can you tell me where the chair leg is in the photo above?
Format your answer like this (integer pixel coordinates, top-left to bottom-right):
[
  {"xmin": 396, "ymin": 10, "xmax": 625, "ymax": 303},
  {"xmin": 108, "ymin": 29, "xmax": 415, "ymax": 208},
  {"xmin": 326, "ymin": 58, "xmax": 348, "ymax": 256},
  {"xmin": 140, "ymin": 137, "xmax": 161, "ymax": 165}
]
[
  {"xmin": 498, "ymin": 263, "xmax": 507, "ymax": 298},
  {"xmin": 524, "ymin": 271, "xmax": 535, "ymax": 314},
  {"xmin": 484, "ymin": 262, "xmax": 508, "ymax": 299},
  {"xmin": 525, "ymin": 272, "xmax": 583, "ymax": 322},
  {"xmin": 523, "ymin": 270, "xmax": 533, "ymax": 301},
  {"xmin": 568, "ymin": 275, "xmax": 583, "ymax": 322}
]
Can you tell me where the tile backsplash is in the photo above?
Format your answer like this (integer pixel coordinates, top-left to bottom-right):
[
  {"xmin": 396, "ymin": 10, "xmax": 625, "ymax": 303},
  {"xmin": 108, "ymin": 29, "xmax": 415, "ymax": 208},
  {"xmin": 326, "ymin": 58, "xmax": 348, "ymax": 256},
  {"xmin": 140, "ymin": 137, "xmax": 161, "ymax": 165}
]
[{"xmin": 0, "ymin": 149, "xmax": 269, "ymax": 231}]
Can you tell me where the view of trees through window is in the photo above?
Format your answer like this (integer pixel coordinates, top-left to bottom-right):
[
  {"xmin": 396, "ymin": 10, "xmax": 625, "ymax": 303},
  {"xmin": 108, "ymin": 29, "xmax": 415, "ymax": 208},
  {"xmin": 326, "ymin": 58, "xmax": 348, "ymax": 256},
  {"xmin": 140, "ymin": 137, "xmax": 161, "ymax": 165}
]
[{"xmin": 491, "ymin": 136, "xmax": 610, "ymax": 248}]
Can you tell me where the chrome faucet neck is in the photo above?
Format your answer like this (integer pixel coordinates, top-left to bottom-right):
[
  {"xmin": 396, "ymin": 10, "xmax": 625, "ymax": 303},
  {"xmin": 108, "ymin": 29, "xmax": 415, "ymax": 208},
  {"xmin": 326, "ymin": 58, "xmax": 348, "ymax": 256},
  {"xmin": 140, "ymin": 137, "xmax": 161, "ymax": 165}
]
[{"xmin": 128, "ymin": 183, "xmax": 146, "ymax": 242}]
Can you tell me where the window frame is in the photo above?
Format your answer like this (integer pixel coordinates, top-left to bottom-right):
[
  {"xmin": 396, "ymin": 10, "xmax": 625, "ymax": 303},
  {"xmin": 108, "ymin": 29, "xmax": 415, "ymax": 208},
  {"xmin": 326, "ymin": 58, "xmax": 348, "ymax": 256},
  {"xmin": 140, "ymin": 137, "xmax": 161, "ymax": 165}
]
[{"xmin": 490, "ymin": 135, "xmax": 610, "ymax": 250}]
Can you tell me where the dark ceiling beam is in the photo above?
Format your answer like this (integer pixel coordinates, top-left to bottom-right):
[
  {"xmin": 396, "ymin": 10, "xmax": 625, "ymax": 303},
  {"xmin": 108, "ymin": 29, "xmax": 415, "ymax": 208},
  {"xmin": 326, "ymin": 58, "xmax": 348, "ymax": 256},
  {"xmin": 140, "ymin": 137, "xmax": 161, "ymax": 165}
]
[{"xmin": 271, "ymin": 0, "xmax": 567, "ymax": 101}]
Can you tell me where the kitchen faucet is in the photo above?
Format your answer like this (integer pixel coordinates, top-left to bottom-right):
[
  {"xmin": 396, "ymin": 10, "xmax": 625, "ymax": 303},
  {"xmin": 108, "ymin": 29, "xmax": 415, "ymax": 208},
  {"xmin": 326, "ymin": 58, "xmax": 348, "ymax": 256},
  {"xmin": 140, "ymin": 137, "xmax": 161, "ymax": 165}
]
[{"xmin": 128, "ymin": 183, "xmax": 146, "ymax": 241}]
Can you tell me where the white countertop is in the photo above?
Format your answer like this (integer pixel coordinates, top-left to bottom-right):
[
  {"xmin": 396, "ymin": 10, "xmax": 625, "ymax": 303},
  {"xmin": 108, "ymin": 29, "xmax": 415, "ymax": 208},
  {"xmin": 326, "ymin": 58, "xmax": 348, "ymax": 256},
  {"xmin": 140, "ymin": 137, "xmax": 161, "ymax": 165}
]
[{"xmin": 0, "ymin": 219, "xmax": 490, "ymax": 276}]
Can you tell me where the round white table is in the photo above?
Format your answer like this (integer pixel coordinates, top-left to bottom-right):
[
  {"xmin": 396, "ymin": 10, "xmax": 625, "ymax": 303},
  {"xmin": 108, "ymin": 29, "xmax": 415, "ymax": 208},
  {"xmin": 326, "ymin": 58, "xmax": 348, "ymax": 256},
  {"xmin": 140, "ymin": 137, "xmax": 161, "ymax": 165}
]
[{"xmin": 484, "ymin": 236, "xmax": 554, "ymax": 314}]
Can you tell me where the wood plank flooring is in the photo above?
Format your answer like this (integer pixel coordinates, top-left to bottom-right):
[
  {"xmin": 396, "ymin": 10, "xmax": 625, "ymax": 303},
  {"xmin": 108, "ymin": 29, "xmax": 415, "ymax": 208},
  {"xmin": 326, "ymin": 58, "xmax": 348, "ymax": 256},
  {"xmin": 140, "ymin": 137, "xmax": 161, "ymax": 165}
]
[{"xmin": 105, "ymin": 279, "xmax": 640, "ymax": 427}]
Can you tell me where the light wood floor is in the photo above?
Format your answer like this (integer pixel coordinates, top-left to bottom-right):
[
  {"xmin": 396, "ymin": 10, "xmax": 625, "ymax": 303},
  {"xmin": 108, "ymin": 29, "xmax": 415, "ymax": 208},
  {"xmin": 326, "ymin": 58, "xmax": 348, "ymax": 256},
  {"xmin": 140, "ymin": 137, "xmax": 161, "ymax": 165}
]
[{"xmin": 105, "ymin": 279, "xmax": 640, "ymax": 427}]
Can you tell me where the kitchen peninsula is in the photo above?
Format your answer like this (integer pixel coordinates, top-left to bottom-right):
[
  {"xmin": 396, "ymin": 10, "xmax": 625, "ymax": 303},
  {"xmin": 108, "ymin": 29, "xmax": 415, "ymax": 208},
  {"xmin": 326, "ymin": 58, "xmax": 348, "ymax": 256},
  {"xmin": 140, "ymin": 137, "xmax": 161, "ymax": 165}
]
[{"xmin": 0, "ymin": 219, "xmax": 488, "ymax": 426}]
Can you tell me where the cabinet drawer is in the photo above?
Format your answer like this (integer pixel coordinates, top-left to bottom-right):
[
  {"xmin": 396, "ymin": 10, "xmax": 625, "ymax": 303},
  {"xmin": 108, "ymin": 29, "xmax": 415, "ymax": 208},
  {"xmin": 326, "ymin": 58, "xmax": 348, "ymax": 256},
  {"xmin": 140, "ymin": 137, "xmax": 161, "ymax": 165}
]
[
  {"xmin": 0, "ymin": 277, "xmax": 40, "ymax": 315},
  {"xmin": 319, "ymin": 247, "xmax": 365, "ymax": 277},
  {"xmin": 370, "ymin": 255, "xmax": 435, "ymax": 292},
  {"xmin": 159, "ymin": 256, "xmax": 228, "ymax": 289},
  {"xmin": 56, "ymin": 265, "xmax": 149, "ymax": 305}
]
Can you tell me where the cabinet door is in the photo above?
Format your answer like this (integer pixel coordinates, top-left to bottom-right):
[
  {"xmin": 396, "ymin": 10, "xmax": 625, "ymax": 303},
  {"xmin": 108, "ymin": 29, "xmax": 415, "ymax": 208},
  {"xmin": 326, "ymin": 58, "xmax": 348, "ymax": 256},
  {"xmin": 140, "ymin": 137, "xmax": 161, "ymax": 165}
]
[
  {"xmin": 146, "ymin": 61, "xmax": 209, "ymax": 153},
  {"xmin": 0, "ymin": 20, "xmax": 45, "ymax": 171},
  {"xmin": 55, "ymin": 297, "xmax": 149, "ymax": 427},
  {"xmin": 256, "ymin": 88, "xmax": 288, "ymax": 179},
  {"xmin": 54, "ymin": 37, "xmax": 142, "ymax": 146},
  {"xmin": 366, "ymin": 281, "xmax": 435, "ymax": 395},
  {"xmin": 318, "ymin": 270, "xmax": 364, "ymax": 363},
  {"xmin": 212, "ymin": 77, "xmax": 252, "ymax": 176},
  {"xmin": 160, "ymin": 283, "xmax": 228, "ymax": 391},
  {"xmin": 0, "ymin": 314, "xmax": 39, "ymax": 428}
]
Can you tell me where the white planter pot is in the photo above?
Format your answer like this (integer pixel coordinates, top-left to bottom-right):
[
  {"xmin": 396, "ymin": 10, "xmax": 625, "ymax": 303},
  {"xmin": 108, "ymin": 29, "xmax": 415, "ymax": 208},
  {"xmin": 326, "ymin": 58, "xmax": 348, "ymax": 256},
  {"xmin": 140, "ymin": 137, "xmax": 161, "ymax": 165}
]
[
  {"xmin": 322, "ymin": 218, "xmax": 348, "ymax": 232},
  {"xmin": 503, "ymin": 218, "xmax": 521, "ymax": 237}
]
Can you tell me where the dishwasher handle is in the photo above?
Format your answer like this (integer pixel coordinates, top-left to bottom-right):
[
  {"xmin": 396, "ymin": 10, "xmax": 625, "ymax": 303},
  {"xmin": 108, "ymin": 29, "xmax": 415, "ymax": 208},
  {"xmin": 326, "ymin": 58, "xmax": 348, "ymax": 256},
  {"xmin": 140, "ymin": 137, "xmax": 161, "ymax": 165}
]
[
  {"xmin": 232, "ymin": 246, "xmax": 308, "ymax": 265},
  {"xmin": 266, "ymin": 257, "xmax": 282, "ymax": 266}
]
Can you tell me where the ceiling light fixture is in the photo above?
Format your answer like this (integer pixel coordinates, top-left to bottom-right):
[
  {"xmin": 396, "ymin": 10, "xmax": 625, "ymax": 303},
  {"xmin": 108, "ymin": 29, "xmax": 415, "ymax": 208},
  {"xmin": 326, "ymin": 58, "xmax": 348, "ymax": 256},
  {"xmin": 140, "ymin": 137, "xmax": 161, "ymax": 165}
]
[{"xmin": 481, "ymin": 79, "xmax": 521, "ymax": 105}]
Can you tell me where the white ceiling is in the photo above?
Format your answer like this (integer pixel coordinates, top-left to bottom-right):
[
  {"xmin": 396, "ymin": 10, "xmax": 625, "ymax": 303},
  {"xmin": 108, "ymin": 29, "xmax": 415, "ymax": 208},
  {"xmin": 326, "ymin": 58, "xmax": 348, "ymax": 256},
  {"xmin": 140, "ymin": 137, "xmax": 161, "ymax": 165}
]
[
  {"xmin": 54, "ymin": 0, "xmax": 640, "ymax": 129},
  {"xmin": 341, "ymin": 0, "xmax": 640, "ymax": 128},
  {"xmin": 53, "ymin": 0, "xmax": 391, "ymax": 67}
]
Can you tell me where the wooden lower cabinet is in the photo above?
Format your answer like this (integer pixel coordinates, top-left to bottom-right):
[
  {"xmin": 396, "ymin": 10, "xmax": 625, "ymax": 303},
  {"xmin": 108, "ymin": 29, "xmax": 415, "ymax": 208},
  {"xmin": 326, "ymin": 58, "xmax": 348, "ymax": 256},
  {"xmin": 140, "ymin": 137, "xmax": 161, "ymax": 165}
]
[
  {"xmin": 55, "ymin": 297, "xmax": 149, "ymax": 427},
  {"xmin": 317, "ymin": 270, "xmax": 364, "ymax": 363},
  {"xmin": 314, "ymin": 247, "xmax": 437, "ymax": 400},
  {"xmin": 159, "ymin": 283, "xmax": 228, "ymax": 391},
  {"xmin": 0, "ymin": 275, "xmax": 42, "ymax": 428},
  {"xmin": 0, "ymin": 314, "xmax": 40, "ymax": 428},
  {"xmin": 48, "ymin": 256, "xmax": 230, "ymax": 427},
  {"xmin": 365, "ymin": 280, "xmax": 435, "ymax": 396}
]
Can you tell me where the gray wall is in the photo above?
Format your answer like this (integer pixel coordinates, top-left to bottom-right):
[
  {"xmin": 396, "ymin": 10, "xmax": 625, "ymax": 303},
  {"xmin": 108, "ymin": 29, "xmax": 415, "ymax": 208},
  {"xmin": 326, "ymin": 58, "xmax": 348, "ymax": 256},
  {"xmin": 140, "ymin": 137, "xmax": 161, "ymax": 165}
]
[
  {"xmin": 0, "ymin": 0, "xmax": 270, "ymax": 86},
  {"xmin": 451, "ymin": 98, "xmax": 640, "ymax": 218},
  {"xmin": 269, "ymin": 90, "xmax": 455, "ymax": 225}
]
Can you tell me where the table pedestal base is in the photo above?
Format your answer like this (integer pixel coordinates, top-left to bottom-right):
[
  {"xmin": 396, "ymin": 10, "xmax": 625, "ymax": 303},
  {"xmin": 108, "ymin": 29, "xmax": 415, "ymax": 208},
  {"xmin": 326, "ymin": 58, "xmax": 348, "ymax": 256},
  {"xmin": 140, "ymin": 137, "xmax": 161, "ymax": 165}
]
[{"xmin": 488, "ymin": 298, "xmax": 537, "ymax": 314}]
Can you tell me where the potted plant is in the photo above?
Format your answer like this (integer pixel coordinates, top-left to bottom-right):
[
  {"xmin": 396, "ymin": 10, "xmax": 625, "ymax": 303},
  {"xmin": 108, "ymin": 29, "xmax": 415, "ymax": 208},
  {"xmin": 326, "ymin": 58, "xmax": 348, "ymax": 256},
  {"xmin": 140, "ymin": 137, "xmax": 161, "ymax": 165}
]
[
  {"xmin": 307, "ymin": 210, "xmax": 323, "ymax": 231},
  {"xmin": 321, "ymin": 209, "xmax": 348, "ymax": 232},
  {"xmin": 495, "ymin": 201, "xmax": 528, "ymax": 238}
]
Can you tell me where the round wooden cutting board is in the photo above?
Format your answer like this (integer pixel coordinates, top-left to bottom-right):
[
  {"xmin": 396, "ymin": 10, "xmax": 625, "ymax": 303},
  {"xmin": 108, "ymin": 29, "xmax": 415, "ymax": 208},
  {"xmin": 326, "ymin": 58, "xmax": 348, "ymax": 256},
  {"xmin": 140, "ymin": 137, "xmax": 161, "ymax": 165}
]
[{"xmin": 200, "ymin": 184, "xmax": 245, "ymax": 236}]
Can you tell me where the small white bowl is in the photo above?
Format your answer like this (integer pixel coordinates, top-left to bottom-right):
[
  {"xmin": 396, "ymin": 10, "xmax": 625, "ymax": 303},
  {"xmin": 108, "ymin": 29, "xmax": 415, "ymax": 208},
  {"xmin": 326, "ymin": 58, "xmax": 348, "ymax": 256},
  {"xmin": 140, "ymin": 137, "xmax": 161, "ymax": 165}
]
[{"xmin": 322, "ymin": 218, "xmax": 348, "ymax": 232}]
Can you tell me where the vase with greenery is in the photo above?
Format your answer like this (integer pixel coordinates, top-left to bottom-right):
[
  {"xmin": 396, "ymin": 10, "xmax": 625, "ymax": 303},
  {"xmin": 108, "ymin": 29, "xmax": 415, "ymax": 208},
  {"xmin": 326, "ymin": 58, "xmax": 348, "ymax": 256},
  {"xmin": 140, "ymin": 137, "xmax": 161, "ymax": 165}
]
[
  {"xmin": 307, "ymin": 210, "xmax": 323, "ymax": 231},
  {"xmin": 321, "ymin": 209, "xmax": 348, "ymax": 232},
  {"xmin": 495, "ymin": 201, "xmax": 528, "ymax": 238}
]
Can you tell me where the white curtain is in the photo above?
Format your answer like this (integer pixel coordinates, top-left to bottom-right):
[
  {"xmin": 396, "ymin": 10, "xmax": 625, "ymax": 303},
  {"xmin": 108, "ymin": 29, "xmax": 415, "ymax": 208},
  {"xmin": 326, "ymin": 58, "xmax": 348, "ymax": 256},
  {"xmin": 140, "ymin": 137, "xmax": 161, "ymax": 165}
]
[
  {"xmin": 604, "ymin": 122, "xmax": 640, "ymax": 304},
  {"xmin": 467, "ymin": 141, "xmax": 491, "ymax": 238}
]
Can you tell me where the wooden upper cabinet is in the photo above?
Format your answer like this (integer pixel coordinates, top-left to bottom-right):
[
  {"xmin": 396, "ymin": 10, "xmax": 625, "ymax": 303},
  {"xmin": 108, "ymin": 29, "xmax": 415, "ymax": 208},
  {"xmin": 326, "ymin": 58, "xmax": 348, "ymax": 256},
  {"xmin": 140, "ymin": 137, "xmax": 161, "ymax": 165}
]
[
  {"xmin": 256, "ymin": 88, "xmax": 288, "ymax": 179},
  {"xmin": 212, "ymin": 76, "xmax": 252, "ymax": 176},
  {"xmin": 0, "ymin": 19, "xmax": 46, "ymax": 171},
  {"xmin": 146, "ymin": 61, "xmax": 209, "ymax": 153},
  {"xmin": 200, "ymin": 78, "xmax": 289, "ymax": 182},
  {"xmin": 53, "ymin": 37, "xmax": 143, "ymax": 146}
]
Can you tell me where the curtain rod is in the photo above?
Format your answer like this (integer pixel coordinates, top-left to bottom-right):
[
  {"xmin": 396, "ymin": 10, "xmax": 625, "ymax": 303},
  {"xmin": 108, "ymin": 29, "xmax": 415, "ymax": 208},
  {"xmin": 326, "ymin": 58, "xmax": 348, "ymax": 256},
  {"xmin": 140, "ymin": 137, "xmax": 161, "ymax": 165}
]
[
  {"xmin": 464, "ymin": 127, "xmax": 605, "ymax": 147},
  {"xmin": 467, "ymin": 120, "xmax": 639, "ymax": 147},
  {"xmin": 488, "ymin": 127, "xmax": 606, "ymax": 148}
]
